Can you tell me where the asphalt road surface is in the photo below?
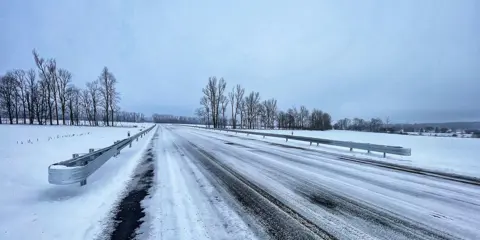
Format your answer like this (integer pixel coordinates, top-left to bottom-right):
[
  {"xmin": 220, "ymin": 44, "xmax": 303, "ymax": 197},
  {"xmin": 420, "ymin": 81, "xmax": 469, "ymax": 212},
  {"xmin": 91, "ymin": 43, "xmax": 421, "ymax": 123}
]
[{"xmin": 105, "ymin": 125, "xmax": 480, "ymax": 240}]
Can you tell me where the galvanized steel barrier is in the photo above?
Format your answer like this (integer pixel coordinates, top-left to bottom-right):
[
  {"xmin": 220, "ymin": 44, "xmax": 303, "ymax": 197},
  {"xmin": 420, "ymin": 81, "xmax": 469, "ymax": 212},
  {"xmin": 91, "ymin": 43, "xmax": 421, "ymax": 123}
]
[
  {"xmin": 198, "ymin": 127, "xmax": 411, "ymax": 157},
  {"xmin": 48, "ymin": 124, "xmax": 156, "ymax": 186}
]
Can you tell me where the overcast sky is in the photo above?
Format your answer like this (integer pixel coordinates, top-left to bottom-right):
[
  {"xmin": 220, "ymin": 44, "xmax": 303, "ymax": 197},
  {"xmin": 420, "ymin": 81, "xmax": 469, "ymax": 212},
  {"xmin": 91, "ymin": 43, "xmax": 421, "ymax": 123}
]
[{"xmin": 1, "ymin": 0, "xmax": 479, "ymax": 123}]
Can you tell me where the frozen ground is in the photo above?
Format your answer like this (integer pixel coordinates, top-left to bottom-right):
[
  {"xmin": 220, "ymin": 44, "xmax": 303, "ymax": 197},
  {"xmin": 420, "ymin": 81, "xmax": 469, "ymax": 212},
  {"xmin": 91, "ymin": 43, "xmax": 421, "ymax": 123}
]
[
  {"xmin": 0, "ymin": 124, "xmax": 156, "ymax": 240},
  {"xmin": 139, "ymin": 126, "xmax": 480, "ymax": 239},
  {"xmin": 203, "ymin": 128, "xmax": 480, "ymax": 178},
  {"xmin": 135, "ymin": 126, "xmax": 258, "ymax": 240},
  {"xmin": 2, "ymin": 124, "xmax": 480, "ymax": 239}
]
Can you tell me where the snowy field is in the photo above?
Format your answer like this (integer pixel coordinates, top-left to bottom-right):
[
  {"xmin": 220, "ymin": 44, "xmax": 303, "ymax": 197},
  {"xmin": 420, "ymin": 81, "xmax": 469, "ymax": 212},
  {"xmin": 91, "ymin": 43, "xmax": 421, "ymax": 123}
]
[
  {"xmin": 201, "ymin": 128, "xmax": 480, "ymax": 178},
  {"xmin": 1, "ymin": 124, "xmax": 480, "ymax": 239},
  {"xmin": 0, "ymin": 124, "xmax": 156, "ymax": 240}
]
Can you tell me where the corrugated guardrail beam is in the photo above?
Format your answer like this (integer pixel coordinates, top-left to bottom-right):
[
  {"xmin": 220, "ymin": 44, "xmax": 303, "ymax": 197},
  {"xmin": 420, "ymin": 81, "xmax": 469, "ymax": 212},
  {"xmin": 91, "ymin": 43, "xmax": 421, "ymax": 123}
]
[
  {"xmin": 196, "ymin": 127, "xmax": 411, "ymax": 157},
  {"xmin": 48, "ymin": 124, "xmax": 156, "ymax": 186}
]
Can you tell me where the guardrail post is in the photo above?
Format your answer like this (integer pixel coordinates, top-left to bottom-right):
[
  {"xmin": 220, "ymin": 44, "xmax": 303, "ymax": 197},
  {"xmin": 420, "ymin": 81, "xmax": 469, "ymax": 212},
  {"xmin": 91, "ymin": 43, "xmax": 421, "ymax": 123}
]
[
  {"xmin": 383, "ymin": 152, "xmax": 386, "ymax": 158},
  {"xmin": 350, "ymin": 148, "xmax": 353, "ymax": 151},
  {"xmin": 310, "ymin": 142, "xmax": 312, "ymax": 146},
  {"xmin": 286, "ymin": 138, "xmax": 288, "ymax": 142},
  {"xmin": 129, "ymin": 141, "xmax": 132, "ymax": 148},
  {"xmin": 263, "ymin": 135, "xmax": 265, "ymax": 138}
]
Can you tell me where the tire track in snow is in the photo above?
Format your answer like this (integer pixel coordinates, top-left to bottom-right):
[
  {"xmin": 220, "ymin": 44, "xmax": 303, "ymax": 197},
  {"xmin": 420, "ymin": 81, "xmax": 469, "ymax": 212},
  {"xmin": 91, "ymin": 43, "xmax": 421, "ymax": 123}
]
[
  {"xmin": 174, "ymin": 138, "xmax": 336, "ymax": 240},
  {"xmin": 176, "ymin": 127, "xmax": 473, "ymax": 239},
  {"xmin": 103, "ymin": 129, "xmax": 158, "ymax": 240},
  {"xmin": 199, "ymin": 128, "xmax": 480, "ymax": 186}
]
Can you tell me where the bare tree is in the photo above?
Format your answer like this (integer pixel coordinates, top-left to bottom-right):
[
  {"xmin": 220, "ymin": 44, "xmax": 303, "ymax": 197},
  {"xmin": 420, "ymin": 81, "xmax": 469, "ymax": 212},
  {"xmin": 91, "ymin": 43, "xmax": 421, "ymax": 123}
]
[
  {"xmin": 228, "ymin": 88, "xmax": 235, "ymax": 128},
  {"xmin": 200, "ymin": 96, "xmax": 210, "ymax": 127},
  {"xmin": 215, "ymin": 78, "xmax": 227, "ymax": 128},
  {"xmin": 195, "ymin": 107, "xmax": 208, "ymax": 126},
  {"xmin": 98, "ymin": 67, "xmax": 118, "ymax": 126},
  {"xmin": 234, "ymin": 84, "xmax": 244, "ymax": 129},
  {"xmin": 67, "ymin": 86, "xmax": 81, "ymax": 125},
  {"xmin": 36, "ymin": 78, "xmax": 49, "ymax": 125},
  {"xmin": 262, "ymin": 98, "xmax": 277, "ymax": 129},
  {"xmin": 244, "ymin": 91, "xmax": 260, "ymax": 129},
  {"xmin": 47, "ymin": 60, "xmax": 60, "ymax": 125},
  {"xmin": 0, "ymin": 73, "xmax": 16, "ymax": 124},
  {"xmin": 80, "ymin": 88, "xmax": 92, "ymax": 125},
  {"xmin": 99, "ymin": 67, "xmax": 110, "ymax": 126},
  {"xmin": 26, "ymin": 69, "xmax": 37, "ymax": 124},
  {"xmin": 239, "ymin": 99, "xmax": 246, "ymax": 129},
  {"xmin": 202, "ymin": 77, "xmax": 218, "ymax": 128},
  {"xmin": 299, "ymin": 105, "xmax": 309, "ymax": 129},
  {"xmin": 108, "ymin": 73, "xmax": 119, "ymax": 126},
  {"xmin": 33, "ymin": 50, "xmax": 54, "ymax": 125},
  {"xmin": 12, "ymin": 70, "xmax": 28, "ymax": 123},
  {"xmin": 57, "ymin": 69, "xmax": 71, "ymax": 125},
  {"xmin": 220, "ymin": 95, "xmax": 229, "ymax": 128},
  {"xmin": 87, "ymin": 80, "xmax": 101, "ymax": 126}
]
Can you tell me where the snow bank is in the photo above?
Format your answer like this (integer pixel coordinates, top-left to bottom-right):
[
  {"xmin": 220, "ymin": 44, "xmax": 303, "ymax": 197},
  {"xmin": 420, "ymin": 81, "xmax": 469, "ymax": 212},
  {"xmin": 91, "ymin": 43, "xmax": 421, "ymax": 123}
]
[{"xmin": 216, "ymin": 129, "xmax": 480, "ymax": 178}]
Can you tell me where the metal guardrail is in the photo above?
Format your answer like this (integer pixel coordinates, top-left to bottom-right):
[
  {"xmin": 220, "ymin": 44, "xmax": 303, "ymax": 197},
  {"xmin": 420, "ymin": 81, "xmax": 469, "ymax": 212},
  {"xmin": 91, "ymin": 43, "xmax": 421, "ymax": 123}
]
[
  {"xmin": 48, "ymin": 125, "xmax": 156, "ymax": 186},
  {"xmin": 197, "ymin": 127, "xmax": 411, "ymax": 157}
]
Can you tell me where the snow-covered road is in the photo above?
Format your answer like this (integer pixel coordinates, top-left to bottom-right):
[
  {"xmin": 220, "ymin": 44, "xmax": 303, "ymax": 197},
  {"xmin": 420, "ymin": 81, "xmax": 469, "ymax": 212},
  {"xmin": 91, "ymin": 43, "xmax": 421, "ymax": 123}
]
[{"xmin": 124, "ymin": 125, "xmax": 480, "ymax": 240}]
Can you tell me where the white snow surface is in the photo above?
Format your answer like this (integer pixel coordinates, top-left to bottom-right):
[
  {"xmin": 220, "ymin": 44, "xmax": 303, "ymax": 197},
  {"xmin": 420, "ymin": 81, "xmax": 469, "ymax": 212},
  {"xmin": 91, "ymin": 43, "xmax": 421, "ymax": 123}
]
[
  {"xmin": 138, "ymin": 126, "xmax": 257, "ymax": 240},
  {"xmin": 176, "ymin": 126, "xmax": 480, "ymax": 239},
  {"xmin": 205, "ymin": 128, "xmax": 480, "ymax": 178},
  {"xmin": 0, "ymin": 124, "xmax": 156, "ymax": 240}
]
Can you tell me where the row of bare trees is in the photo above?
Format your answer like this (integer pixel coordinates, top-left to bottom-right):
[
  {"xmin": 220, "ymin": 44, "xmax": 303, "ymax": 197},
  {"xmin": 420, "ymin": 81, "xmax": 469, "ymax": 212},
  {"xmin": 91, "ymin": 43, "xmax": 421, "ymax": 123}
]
[
  {"xmin": 334, "ymin": 117, "xmax": 388, "ymax": 132},
  {"xmin": 197, "ymin": 76, "xmax": 333, "ymax": 130},
  {"xmin": 277, "ymin": 107, "xmax": 332, "ymax": 130},
  {"xmin": 0, "ymin": 50, "xmax": 142, "ymax": 125}
]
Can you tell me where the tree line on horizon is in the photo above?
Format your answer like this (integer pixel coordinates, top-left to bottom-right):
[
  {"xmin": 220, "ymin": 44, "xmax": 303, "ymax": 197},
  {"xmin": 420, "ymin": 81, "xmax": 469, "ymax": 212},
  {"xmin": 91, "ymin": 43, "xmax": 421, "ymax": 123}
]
[
  {"xmin": 0, "ymin": 50, "xmax": 145, "ymax": 126},
  {"xmin": 197, "ymin": 76, "xmax": 333, "ymax": 130}
]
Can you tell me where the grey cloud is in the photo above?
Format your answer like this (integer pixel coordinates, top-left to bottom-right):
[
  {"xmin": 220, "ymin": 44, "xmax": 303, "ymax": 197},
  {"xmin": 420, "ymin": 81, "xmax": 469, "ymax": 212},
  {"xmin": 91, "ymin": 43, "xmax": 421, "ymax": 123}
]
[{"xmin": 1, "ymin": 0, "xmax": 479, "ymax": 123}]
